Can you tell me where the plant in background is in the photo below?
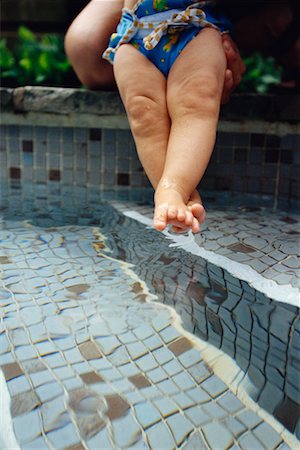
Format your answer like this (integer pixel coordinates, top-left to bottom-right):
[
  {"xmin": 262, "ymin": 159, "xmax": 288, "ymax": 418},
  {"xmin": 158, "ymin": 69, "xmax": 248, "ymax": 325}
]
[
  {"xmin": 237, "ymin": 52, "xmax": 283, "ymax": 93},
  {"xmin": 0, "ymin": 26, "xmax": 76, "ymax": 87}
]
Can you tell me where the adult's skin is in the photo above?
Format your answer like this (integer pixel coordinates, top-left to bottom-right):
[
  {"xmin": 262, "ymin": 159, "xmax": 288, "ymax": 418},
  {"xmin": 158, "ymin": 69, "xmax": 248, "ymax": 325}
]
[{"xmin": 64, "ymin": 0, "xmax": 245, "ymax": 102}]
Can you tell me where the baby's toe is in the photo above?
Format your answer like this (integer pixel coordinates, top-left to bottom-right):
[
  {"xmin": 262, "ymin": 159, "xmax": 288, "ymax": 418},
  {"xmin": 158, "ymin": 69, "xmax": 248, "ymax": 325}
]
[
  {"xmin": 153, "ymin": 205, "xmax": 168, "ymax": 231},
  {"xmin": 191, "ymin": 217, "xmax": 200, "ymax": 234},
  {"xmin": 185, "ymin": 210, "xmax": 194, "ymax": 226}
]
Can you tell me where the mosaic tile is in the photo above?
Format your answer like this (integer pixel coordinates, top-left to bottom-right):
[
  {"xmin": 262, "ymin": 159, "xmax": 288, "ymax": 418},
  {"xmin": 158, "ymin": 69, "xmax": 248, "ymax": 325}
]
[
  {"xmin": 46, "ymin": 422, "xmax": 81, "ymax": 450},
  {"xmin": 23, "ymin": 435, "xmax": 51, "ymax": 449},
  {"xmin": 36, "ymin": 381, "xmax": 64, "ymax": 402},
  {"xmin": 78, "ymin": 340, "xmax": 103, "ymax": 360},
  {"xmin": 182, "ymin": 431, "xmax": 210, "ymax": 450},
  {"xmin": 173, "ymin": 391, "xmax": 195, "ymax": 410},
  {"xmin": 178, "ymin": 348, "xmax": 202, "ymax": 368},
  {"xmin": 146, "ymin": 421, "xmax": 176, "ymax": 450},
  {"xmin": 7, "ymin": 375, "xmax": 32, "ymax": 395},
  {"xmin": 112, "ymin": 413, "xmax": 142, "ymax": 448},
  {"xmin": 86, "ymin": 427, "xmax": 114, "ymax": 450},
  {"xmin": 238, "ymin": 432, "xmax": 268, "ymax": 450},
  {"xmin": 13, "ymin": 408, "xmax": 42, "ymax": 444},
  {"xmin": 134, "ymin": 402, "xmax": 161, "ymax": 428},
  {"xmin": 151, "ymin": 399, "xmax": 178, "ymax": 419},
  {"xmin": 202, "ymin": 422, "xmax": 234, "ymax": 449}
]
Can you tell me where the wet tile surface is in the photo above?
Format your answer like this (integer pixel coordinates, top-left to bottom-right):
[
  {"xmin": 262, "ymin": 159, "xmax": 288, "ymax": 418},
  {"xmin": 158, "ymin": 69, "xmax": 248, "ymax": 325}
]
[{"xmin": 0, "ymin": 188, "xmax": 299, "ymax": 449}]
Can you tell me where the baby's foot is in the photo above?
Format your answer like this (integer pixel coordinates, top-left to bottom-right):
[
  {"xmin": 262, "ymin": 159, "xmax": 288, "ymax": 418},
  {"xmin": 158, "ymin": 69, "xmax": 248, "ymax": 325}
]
[
  {"xmin": 170, "ymin": 190, "xmax": 206, "ymax": 233},
  {"xmin": 153, "ymin": 187, "xmax": 200, "ymax": 234}
]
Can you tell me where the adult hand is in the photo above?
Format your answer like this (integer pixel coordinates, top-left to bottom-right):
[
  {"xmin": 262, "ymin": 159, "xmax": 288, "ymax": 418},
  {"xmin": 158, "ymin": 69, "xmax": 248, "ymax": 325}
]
[{"xmin": 221, "ymin": 34, "xmax": 246, "ymax": 103}]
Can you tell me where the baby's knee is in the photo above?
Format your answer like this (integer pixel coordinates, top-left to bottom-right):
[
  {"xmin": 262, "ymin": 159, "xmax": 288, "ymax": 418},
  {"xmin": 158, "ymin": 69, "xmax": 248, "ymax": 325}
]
[
  {"xmin": 172, "ymin": 74, "xmax": 222, "ymax": 118},
  {"xmin": 126, "ymin": 95, "xmax": 161, "ymax": 135}
]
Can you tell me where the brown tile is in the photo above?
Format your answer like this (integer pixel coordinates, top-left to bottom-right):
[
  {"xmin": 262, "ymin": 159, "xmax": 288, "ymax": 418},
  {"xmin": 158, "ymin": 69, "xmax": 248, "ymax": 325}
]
[
  {"xmin": 280, "ymin": 216, "xmax": 298, "ymax": 224},
  {"xmin": 129, "ymin": 374, "xmax": 152, "ymax": 389},
  {"xmin": 64, "ymin": 443, "xmax": 86, "ymax": 450},
  {"xmin": 89, "ymin": 128, "xmax": 102, "ymax": 141},
  {"xmin": 80, "ymin": 372, "xmax": 104, "ymax": 384},
  {"xmin": 131, "ymin": 282, "xmax": 144, "ymax": 295},
  {"xmin": 48, "ymin": 169, "xmax": 61, "ymax": 181},
  {"xmin": 227, "ymin": 243, "xmax": 256, "ymax": 254},
  {"xmin": 274, "ymin": 396, "xmax": 300, "ymax": 433},
  {"xmin": 168, "ymin": 337, "xmax": 194, "ymax": 356},
  {"xmin": 209, "ymin": 281, "xmax": 228, "ymax": 303},
  {"xmin": 10, "ymin": 390, "xmax": 40, "ymax": 417},
  {"xmin": 105, "ymin": 394, "xmax": 130, "ymax": 420},
  {"xmin": 187, "ymin": 281, "xmax": 208, "ymax": 306},
  {"xmin": 10, "ymin": 167, "xmax": 21, "ymax": 179},
  {"xmin": 1, "ymin": 361, "xmax": 23, "ymax": 380},
  {"xmin": 207, "ymin": 310, "xmax": 223, "ymax": 336},
  {"xmin": 78, "ymin": 340, "xmax": 103, "ymax": 360},
  {"xmin": 117, "ymin": 173, "xmax": 130, "ymax": 186},
  {"xmin": 0, "ymin": 256, "xmax": 11, "ymax": 264},
  {"xmin": 22, "ymin": 140, "xmax": 33, "ymax": 152},
  {"xmin": 66, "ymin": 284, "xmax": 90, "ymax": 294}
]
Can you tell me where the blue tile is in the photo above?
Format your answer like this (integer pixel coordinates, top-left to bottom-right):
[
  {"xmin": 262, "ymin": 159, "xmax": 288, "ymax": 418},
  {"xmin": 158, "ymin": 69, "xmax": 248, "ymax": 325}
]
[
  {"xmin": 173, "ymin": 371, "xmax": 196, "ymax": 391},
  {"xmin": 217, "ymin": 391, "xmax": 244, "ymax": 414},
  {"xmin": 147, "ymin": 367, "xmax": 168, "ymax": 383},
  {"xmin": 157, "ymin": 379, "xmax": 179, "ymax": 395},
  {"xmin": 203, "ymin": 402, "xmax": 227, "ymax": 419},
  {"xmin": 112, "ymin": 413, "xmax": 142, "ymax": 448},
  {"xmin": 172, "ymin": 392, "xmax": 194, "ymax": 409},
  {"xmin": 238, "ymin": 432, "xmax": 268, "ymax": 450},
  {"xmin": 202, "ymin": 423, "xmax": 234, "ymax": 449},
  {"xmin": 201, "ymin": 376, "xmax": 228, "ymax": 398},
  {"xmin": 134, "ymin": 402, "xmax": 161, "ymax": 428},
  {"xmin": 186, "ymin": 387, "xmax": 211, "ymax": 404},
  {"xmin": 143, "ymin": 334, "xmax": 163, "ymax": 351},
  {"xmin": 87, "ymin": 427, "xmax": 114, "ymax": 449},
  {"xmin": 184, "ymin": 405, "xmax": 210, "ymax": 427},
  {"xmin": 253, "ymin": 422, "xmax": 282, "ymax": 449},
  {"xmin": 147, "ymin": 421, "xmax": 176, "ymax": 450},
  {"xmin": 160, "ymin": 326, "xmax": 181, "ymax": 344},
  {"xmin": 166, "ymin": 413, "xmax": 194, "ymax": 446},
  {"xmin": 46, "ymin": 422, "xmax": 80, "ymax": 450},
  {"xmin": 153, "ymin": 398, "xmax": 179, "ymax": 418},
  {"xmin": 13, "ymin": 409, "xmax": 41, "ymax": 444},
  {"xmin": 135, "ymin": 354, "xmax": 158, "ymax": 372},
  {"xmin": 163, "ymin": 359, "xmax": 183, "ymax": 376},
  {"xmin": 179, "ymin": 349, "xmax": 202, "ymax": 368}
]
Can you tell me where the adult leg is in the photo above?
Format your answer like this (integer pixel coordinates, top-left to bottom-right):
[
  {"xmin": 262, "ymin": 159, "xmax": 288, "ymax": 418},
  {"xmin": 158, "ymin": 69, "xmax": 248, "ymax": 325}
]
[
  {"xmin": 154, "ymin": 28, "xmax": 226, "ymax": 232},
  {"xmin": 64, "ymin": 0, "xmax": 123, "ymax": 89},
  {"xmin": 113, "ymin": 44, "xmax": 204, "ymax": 231}
]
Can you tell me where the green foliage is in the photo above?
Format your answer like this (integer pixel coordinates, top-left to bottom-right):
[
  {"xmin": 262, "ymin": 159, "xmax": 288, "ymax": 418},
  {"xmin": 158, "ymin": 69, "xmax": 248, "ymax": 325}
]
[
  {"xmin": 238, "ymin": 52, "xmax": 283, "ymax": 93},
  {"xmin": 0, "ymin": 26, "xmax": 74, "ymax": 86}
]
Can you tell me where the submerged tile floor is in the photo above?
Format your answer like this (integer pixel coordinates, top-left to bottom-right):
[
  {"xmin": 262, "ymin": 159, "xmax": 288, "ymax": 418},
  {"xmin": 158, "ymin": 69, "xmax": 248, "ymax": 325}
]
[{"xmin": 0, "ymin": 185, "xmax": 299, "ymax": 449}]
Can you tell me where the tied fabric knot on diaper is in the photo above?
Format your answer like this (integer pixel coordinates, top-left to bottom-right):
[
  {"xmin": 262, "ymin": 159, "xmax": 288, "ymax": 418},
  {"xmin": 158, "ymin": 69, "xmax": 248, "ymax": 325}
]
[
  {"xmin": 142, "ymin": 3, "xmax": 217, "ymax": 50},
  {"xmin": 102, "ymin": 1, "xmax": 219, "ymax": 62}
]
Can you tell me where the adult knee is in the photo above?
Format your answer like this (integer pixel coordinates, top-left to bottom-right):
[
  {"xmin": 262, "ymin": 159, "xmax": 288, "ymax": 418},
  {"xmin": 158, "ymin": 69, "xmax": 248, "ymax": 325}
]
[{"xmin": 64, "ymin": 24, "xmax": 114, "ymax": 89}]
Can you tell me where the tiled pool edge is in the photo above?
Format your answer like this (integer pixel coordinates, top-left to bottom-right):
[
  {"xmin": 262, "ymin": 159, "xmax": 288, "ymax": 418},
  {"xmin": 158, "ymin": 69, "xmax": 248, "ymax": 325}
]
[
  {"xmin": 1, "ymin": 86, "xmax": 300, "ymax": 211},
  {"xmin": 122, "ymin": 209, "xmax": 299, "ymax": 307}
]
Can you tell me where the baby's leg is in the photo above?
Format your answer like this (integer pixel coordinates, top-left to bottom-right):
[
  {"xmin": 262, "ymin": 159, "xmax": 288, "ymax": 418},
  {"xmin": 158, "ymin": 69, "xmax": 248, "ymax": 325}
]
[
  {"xmin": 113, "ymin": 44, "xmax": 203, "ymax": 232},
  {"xmin": 154, "ymin": 28, "xmax": 226, "ymax": 232}
]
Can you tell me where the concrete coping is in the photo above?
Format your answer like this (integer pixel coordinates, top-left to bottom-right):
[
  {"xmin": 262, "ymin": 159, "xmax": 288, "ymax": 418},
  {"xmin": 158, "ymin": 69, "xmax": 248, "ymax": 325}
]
[{"xmin": 1, "ymin": 86, "xmax": 299, "ymax": 123}]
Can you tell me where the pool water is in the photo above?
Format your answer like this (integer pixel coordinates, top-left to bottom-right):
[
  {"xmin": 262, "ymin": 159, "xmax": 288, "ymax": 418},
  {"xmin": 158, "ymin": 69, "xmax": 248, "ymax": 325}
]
[{"xmin": 0, "ymin": 187, "xmax": 299, "ymax": 449}]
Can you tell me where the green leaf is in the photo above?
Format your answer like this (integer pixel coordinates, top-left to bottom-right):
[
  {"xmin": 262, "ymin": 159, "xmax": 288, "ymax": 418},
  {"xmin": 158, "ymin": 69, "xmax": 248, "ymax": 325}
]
[
  {"xmin": 18, "ymin": 26, "xmax": 37, "ymax": 43},
  {"xmin": 0, "ymin": 39, "xmax": 15, "ymax": 69}
]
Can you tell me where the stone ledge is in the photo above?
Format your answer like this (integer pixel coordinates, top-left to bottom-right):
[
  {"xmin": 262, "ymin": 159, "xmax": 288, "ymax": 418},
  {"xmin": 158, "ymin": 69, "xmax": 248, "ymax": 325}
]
[{"xmin": 1, "ymin": 86, "xmax": 299, "ymax": 123}]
